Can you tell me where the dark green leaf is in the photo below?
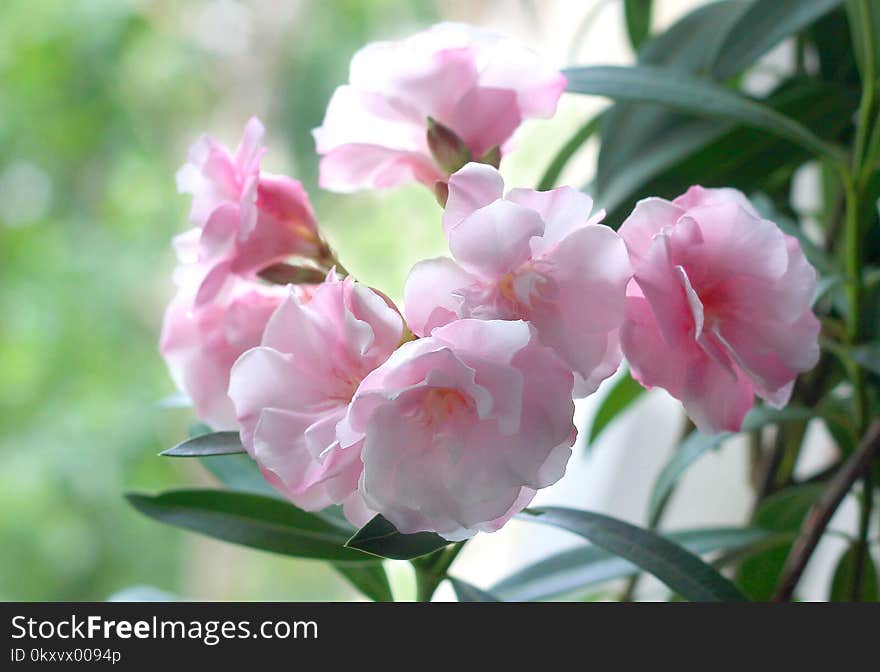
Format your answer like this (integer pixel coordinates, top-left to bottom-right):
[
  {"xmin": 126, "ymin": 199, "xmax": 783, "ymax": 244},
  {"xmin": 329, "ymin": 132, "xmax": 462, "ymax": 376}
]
[
  {"xmin": 519, "ymin": 508, "xmax": 748, "ymax": 601},
  {"xmin": 737, "ymin": 484, "xmax": 825, "ymax": 600},
  {"xmin": 161, "ymin": 431, "xmax": 244, "ymax": 457},
  {"xmin": 647, "ymin": 406, "xmax": 816, "ymax": 521},
  {"xmin": 587, "ymin": 371, "xmax": 645, "ymax": 446},
  {"xmin": 845, "ymin": 0, "xmax": 880, "ymax": 82},
  {"xmin": 345, "ymin": 514, "xmax": 450, "ymax": 560},
  {"xmin": 565, "ymin": 65, "xmax": 845, "ymax": 165},
  {"xmin": 710, "ymin": 0, "xmax": 844, "ymax": 80},
  {"xmin": 598, "ymin": 0, "xmax": 752, "ymax": 188},
  {"xmin": 126, "ymin": 489, "xmax": 375, "ymax": 564},
  {"xmin": 851, "ymin": 343, "xmax": 880, "ymax": 375},
  {"xmin": 493, "ymin": 526, "xmax": 774, "ymax": 601},
  {"xmin": 334, "ymin": 564, "xmax": 394, "ymax": 602},
  {"xmin": 537, "ymin": 112, "xmax": 604, "ymax": 191},
  {"xmin": 449, "ymin": 577, "xmax": 501, "ymax": 602},
  {"xmin": 624, "ymin": 0, "xmax": 652, "ymax": 51},
  {"xmin": 598, "ymin": 78, "xmax": 858, "ymax": 225},
  {"xmin": 199, "ymin": 454, "xmax": 278, "ymax": 497},
  {"xmin": 830, "ymin": 544, "xmax": 879, "ymax": 601}
]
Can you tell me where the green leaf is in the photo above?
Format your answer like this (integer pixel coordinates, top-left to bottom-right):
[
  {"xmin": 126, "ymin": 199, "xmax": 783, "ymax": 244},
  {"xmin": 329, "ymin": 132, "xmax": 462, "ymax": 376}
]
[
  {"xmin": 519, "ymin": 508, "xmax": 748, "ymax": 602},
  {"xmin": 598, "ymin": 0, "xmax": 752, "ymax": 188},
  {"xmin": 846, "ymin": 0, "xmax": 880, "ymax": 82},
  {"xmin": 449, "ymin": 577, "xmax": 501, "ymax": 602},
  {"xmin": 161, "ymin": 431, "xmax": 244, "ymax": 457},
  {"xmin": 737, "ymin": 483, "xmax": 825, "ymax": 600},
  {"xmin": 199, "ymin": 454, "xmax": 279, "ymax": 498},
  {"xmin": 564, "ymin": 65, "xmax": 846, "ymax": 165},
  {"xmin": 587, "ymin": 371, "xmax": 646, "ymax": 447},
  {"xmin": 647, "ymin": 406, "xmax": 816, "ymax": 521},
  {"xmin": 345, "ymin": 515, "xmax": 450, "ymax": 560},
  {"xmin": 624, "ymin": 0, "xmax": 653, "ymax": 51},
  {"xmin": 830, "ymin": 544, "xmax": 879, "ymax": 601},
  {"xmin": 598, "ymin": 78, "xmax": 858, "ymax": 225},
  {"xmin": 334, "ymin": 564, "xmax": 394, "ymax": 602},
  {"xmin": 851, "ymin": 342, "xmax": 880, "ymax": 375},
  {"xmin": 126, "ymin": 489, "xmax": 375, "ymax": 564},
  {"xmin": 537, "ymin": 112, "xmax": 604, "ymax": 191},
  {"xmin": 710, "ymin": 0, "xmax": 844, "ymax": 80},
  {"xmin": 493, "ymin": 526, "xmax": 775, "ymax": 601}
]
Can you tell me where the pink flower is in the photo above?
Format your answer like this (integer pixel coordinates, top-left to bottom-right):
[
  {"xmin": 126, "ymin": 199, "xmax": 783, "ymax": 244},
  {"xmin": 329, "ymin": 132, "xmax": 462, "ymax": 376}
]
[
  {"xmin": 338, "ymin": 319, "xmax": 576, "ymax": 541},
  {"xmin": 404, "ymin": 163, "xmax": 632, "ymax": 396},
  {"xmin": 618, "ymin": 186, "xmax": 821, "ymax": 434},
  {"xmin": 176, "ymin": 117, "xmax": 323, "ymax": 305},
  {"xmin": 227, "ymin": 272, "xmax": 403, "ymax": 520},
  {"xmin": 313, "ymin": 22, "xmax": 566, "ymax": 192},
  {"xmin": 160, "ymin": 277, "xmax": 287, "ymax": 431}
]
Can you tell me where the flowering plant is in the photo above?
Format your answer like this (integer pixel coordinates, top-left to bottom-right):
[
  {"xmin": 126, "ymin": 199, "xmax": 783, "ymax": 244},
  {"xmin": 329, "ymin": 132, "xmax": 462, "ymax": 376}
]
[{"xmin": 130, "ymin": 3, "xmax": 880, "ymax": 602}]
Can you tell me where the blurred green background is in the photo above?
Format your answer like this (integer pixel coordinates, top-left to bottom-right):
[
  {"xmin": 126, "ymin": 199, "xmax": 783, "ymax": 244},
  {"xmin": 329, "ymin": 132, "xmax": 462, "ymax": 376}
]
[{"xmin": 0, "ymin": 0, "xmax": 453, "ymax": 601}]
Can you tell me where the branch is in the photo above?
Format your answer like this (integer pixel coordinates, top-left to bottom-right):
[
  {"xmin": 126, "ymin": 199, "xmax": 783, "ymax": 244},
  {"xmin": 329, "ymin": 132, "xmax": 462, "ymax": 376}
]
[{"xmin": 772, "ymin": 421, "xmax": 880, "ymax": 602}]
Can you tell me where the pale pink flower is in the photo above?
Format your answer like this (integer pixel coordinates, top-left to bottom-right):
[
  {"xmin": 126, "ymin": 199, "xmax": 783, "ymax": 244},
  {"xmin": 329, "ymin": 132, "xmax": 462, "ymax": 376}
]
[
  {"xmin": 159, "ymin": 277, "xmax": 287, "ymax": 431},
  {"xmin": 337, "ymin": 319, "xmax": 576, "ymax": 541},
  {"xmin": 404, "ymin": 163, "xmax": 631, "ymax": 396},
  {"xmin": 175, "ymin": 117, "xmax": 322, "ymax": 305},
  {"xmin": 227, "ymin": 272, "xmax": 403, "ymax": 520},
  {"xmin": 313, "ymin": 22, "xmax": 566, "ymax": 192},
  {"xmin": 618, "ymin": 186, "xmax": 821, "ymax": 434}
]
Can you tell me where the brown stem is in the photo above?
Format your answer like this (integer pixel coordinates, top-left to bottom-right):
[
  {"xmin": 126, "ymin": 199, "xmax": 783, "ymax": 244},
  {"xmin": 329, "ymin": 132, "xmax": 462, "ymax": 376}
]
[{"xmin": 772, "ymin": 421, "xmax": 880, "ymax": 602}]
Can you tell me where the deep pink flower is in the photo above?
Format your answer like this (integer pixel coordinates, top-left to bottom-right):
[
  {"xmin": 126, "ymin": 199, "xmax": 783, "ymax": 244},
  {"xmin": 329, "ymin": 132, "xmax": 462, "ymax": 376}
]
[
  {"xmin": 337, "ymin": 319, "xmax": 576, "ymax": 540},
  {"xmin": 618, "ymin": 186, "xmax": 821, "ymax": 434},
  {"xmin": 404, "ymin": 163, "xmax": 631, "ymax": 396},
  {"xmin": 176, "ymin": 117, "xmax": 323, "ymax": 305},
  {"xmin": 227, "ymin": 272, "xmax": 403, "ymax": 520},
  {"xmin": 313, "ymin": 23, "xmax": 566, "ymax": 192},
  {"xmin": 159, "ymin": 277, "xmax": 287, "ymax": 430}
]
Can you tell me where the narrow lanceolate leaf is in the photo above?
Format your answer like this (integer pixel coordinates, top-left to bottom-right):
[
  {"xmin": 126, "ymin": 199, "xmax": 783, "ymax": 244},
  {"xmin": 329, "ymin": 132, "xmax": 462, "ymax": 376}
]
[
  {"xmin": 345, "ymin": 515, "xmax": 450, "ymax": 560},
  {"xmin": 199, "ymin": 454, "xmax": 278, "ymax": 498},
  {"xmin": 537, "ymin": 112, "xmax": 604, "ymax": 191},
  {"xmin": 564, "ymin": 65, "xmax": 845, "ymax": 165},
  {"xmin": 519, "ymin": 508, "xmax": 748, "ymax": 602},
  {"xmin": 335, "ymin": 564, "xmax": 394, "ymax": 602},
  {"xmin": 587, "ymin": 372, "xmax": 646, "ymax": 447},
  {"xmin": 126, "ymin": 489, "xmax": 375, "ymax": 564},
  {"xmin": 647, "ymin": 406, "xmax": 816, "ymax": 521},
  {"xmin": 830, "ymin": 544, "xmax": 879, "ymax": 601},
  {"xmin": 161, "ymin": 431, "xmax": 245, "ymax": 457},
  {"xmin": 624, "ymin": 0, "xmax": 653, "ymax": 51},
  {"xmin": 851, "ymin": 343, "xmax": 880, "ymax": 375},
  {"xmin": 449, "ymin": 577, "xmax": 502, "ymax": 602},
  {"xmin": 493, "ymin": 527, "xmax": 774, "ymax": 601},
  {"xmin": 710, "ymin": 0, "xmax": 844, "ymax": 80}
]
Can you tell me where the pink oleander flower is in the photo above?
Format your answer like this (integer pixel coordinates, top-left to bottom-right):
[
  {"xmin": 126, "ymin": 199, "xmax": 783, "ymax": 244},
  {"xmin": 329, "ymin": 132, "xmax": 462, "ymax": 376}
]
[
  {"xmin": 618, "ymin": 186, "xmax": 821, "ymax": 434},
  {"xmin": 404, "ymin": 163, "xmax": 632, "ymax": 396},
  {"xmin": 227, "ymin": 272, "xmax": 403, "ymax": 521},
  {"xmin": 160, "ymin": 277, "xmax": 287, "ymax": 431},
  {"xmin": 175, "ymin": 117, "xmax": 323, "ymax": 305},
  {"xmin": 337, "ymin": 318, "xmax": 576, "ymax": 541},
  {"xmin": 313, "ymin": 22, "xmax": 566, "ymax": 193}
]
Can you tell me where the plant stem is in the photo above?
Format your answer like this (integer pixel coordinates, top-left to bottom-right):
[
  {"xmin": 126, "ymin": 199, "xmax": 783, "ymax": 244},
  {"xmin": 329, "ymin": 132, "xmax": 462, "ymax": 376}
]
[
  {"xmin": 413, "ymin": 542, "xmax": 466, "ymax": 602},
  {"xmin": 772, "ymin": 421, "xmax": 880, "ymax": 602},
  {"xmin": 843, "ymin": 174, "xmax": 868, "ymax": 434},
  {"xmin": 852, "ymin": 0, "xmax": 876, "ymax": 172},
  {"xmin": 851, "ymin": 471, "xmax": 874, "ymax": 600}
]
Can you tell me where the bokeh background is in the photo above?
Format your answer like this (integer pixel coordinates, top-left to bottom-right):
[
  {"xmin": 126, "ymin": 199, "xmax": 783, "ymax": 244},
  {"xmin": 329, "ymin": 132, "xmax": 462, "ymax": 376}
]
[{"xmin": 0, "ymin": 0, "xmax": 848, "ymax": 601}]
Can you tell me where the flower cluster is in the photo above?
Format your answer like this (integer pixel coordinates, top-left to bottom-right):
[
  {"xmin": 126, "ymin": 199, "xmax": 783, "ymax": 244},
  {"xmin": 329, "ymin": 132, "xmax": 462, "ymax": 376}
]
[{"xmin": 160, "ymin": 23, "xmax": 820, "ymax": 540}]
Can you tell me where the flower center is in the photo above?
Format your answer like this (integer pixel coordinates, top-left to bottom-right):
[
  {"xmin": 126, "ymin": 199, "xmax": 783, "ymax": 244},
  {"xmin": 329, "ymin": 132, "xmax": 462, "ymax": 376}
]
[{"xmin": 421, "ymin": 388, "xmax": 473, "ymax": 427}]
